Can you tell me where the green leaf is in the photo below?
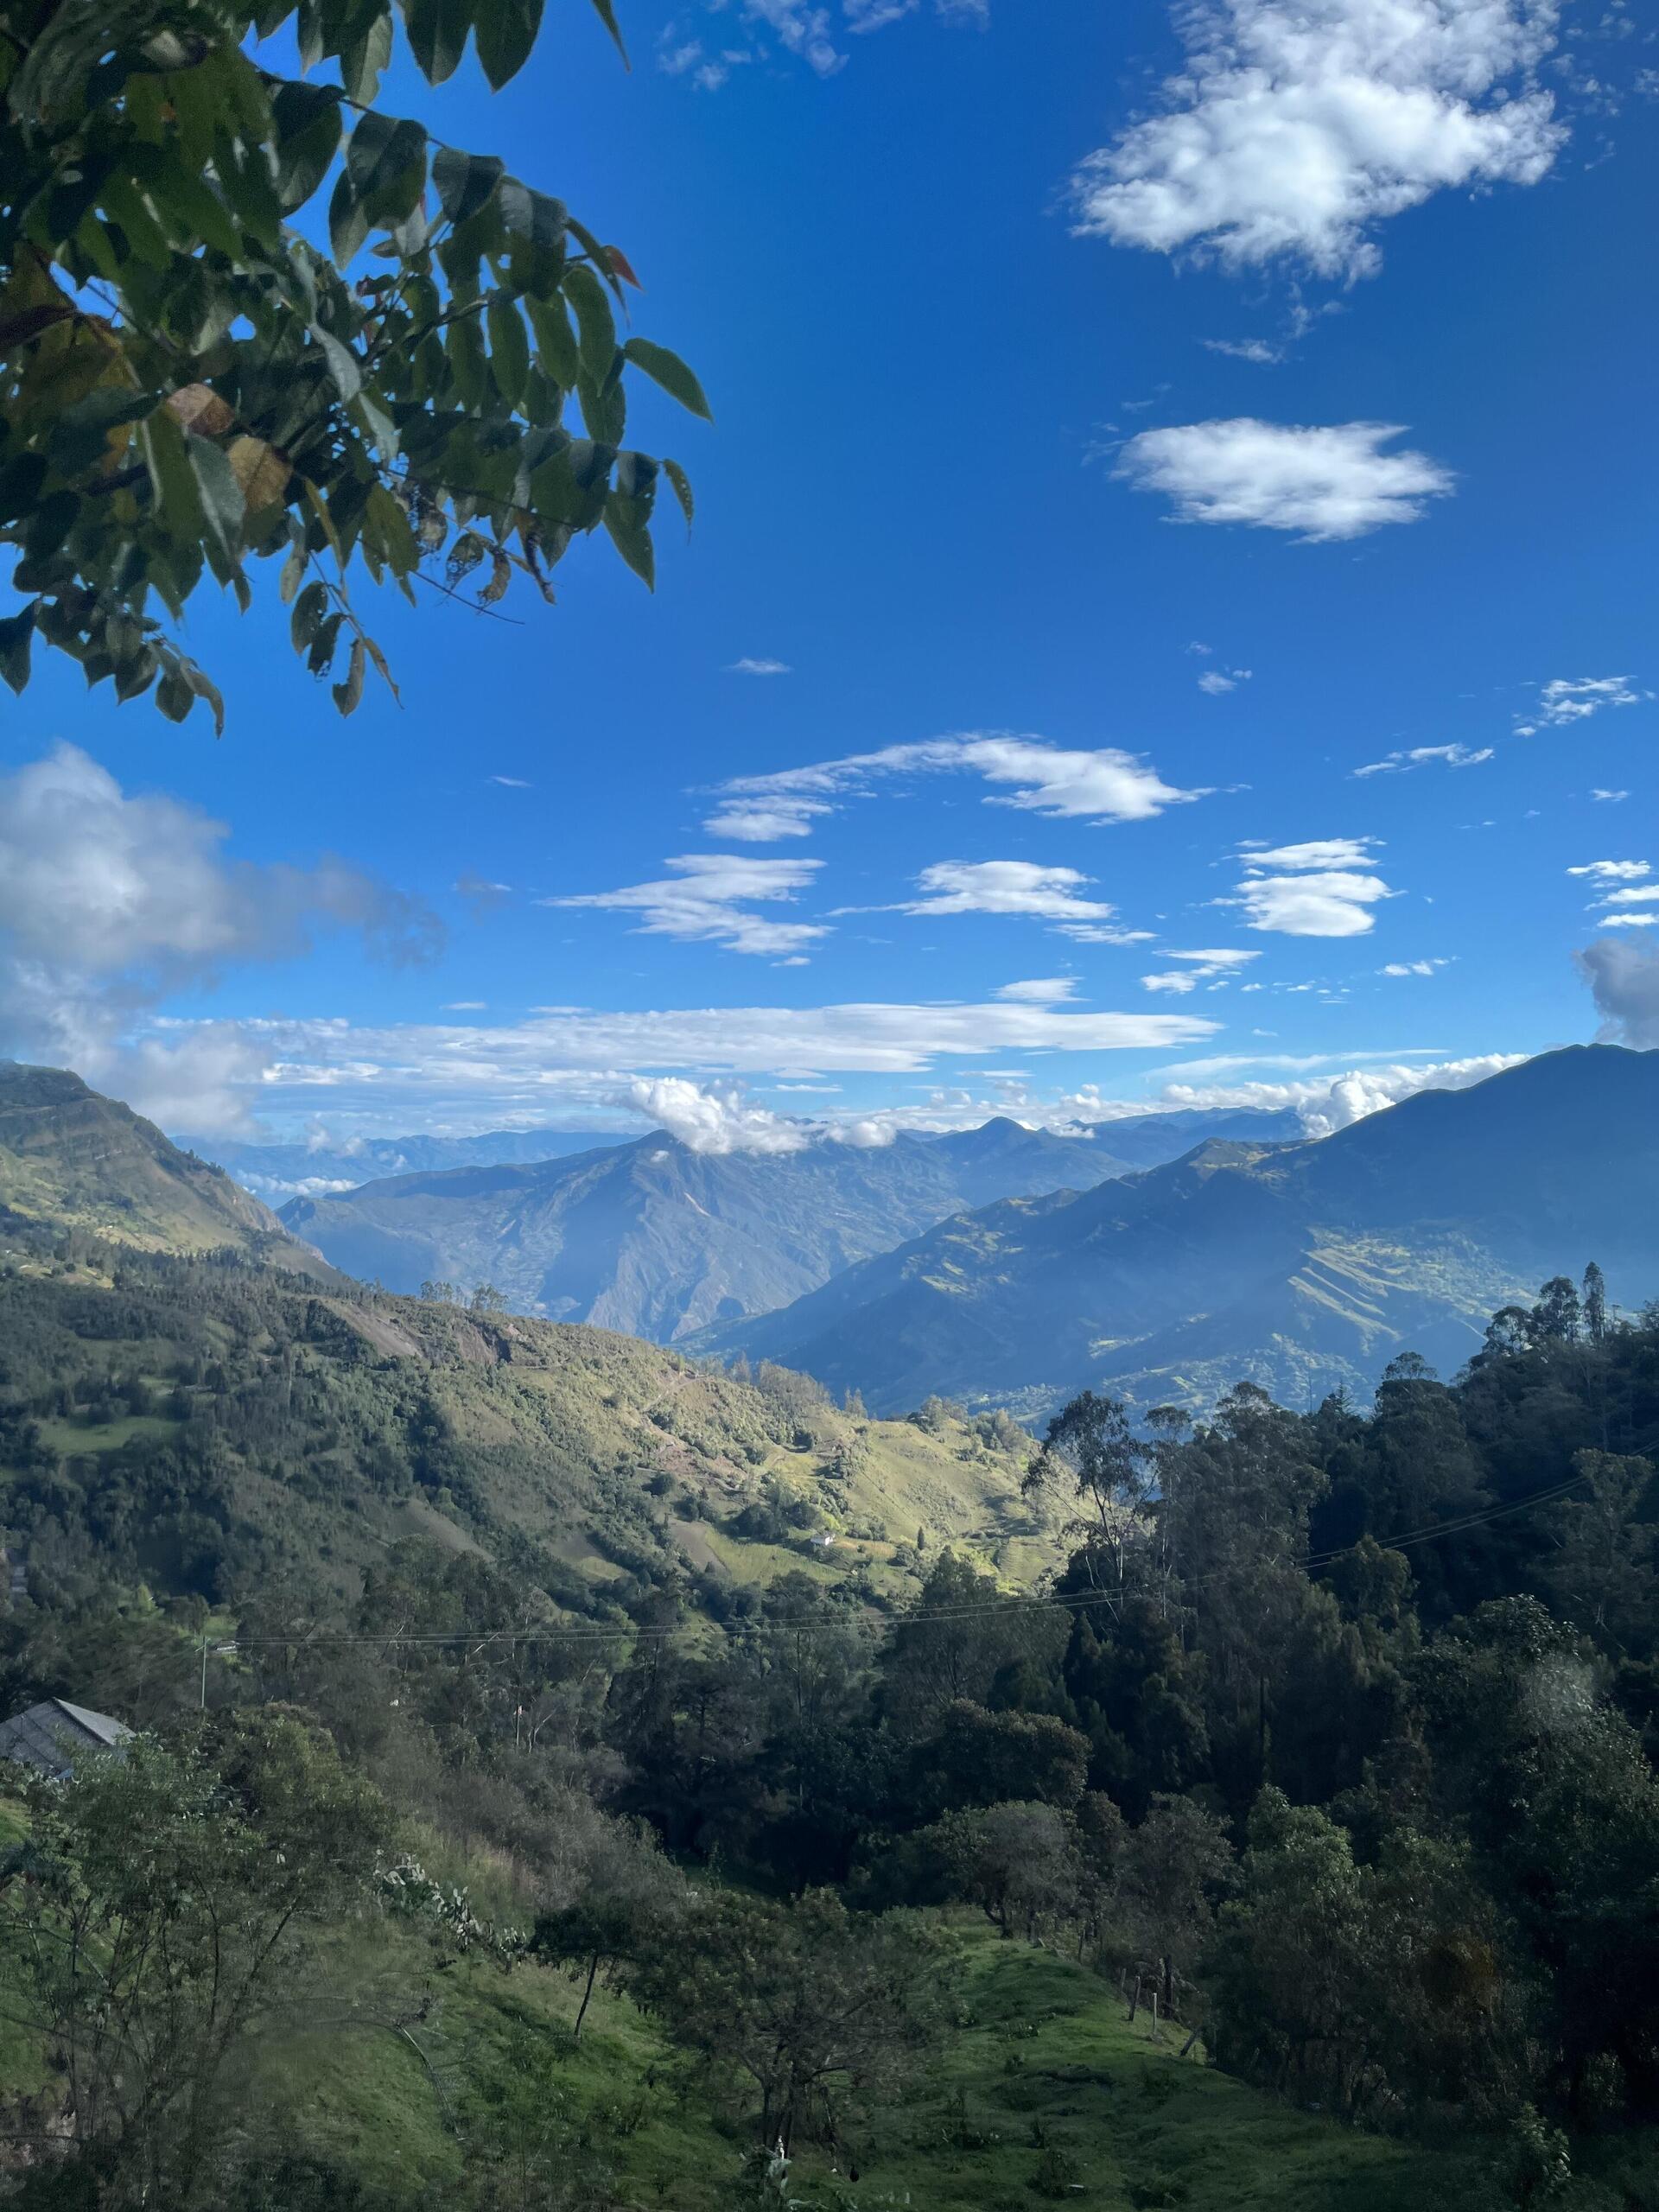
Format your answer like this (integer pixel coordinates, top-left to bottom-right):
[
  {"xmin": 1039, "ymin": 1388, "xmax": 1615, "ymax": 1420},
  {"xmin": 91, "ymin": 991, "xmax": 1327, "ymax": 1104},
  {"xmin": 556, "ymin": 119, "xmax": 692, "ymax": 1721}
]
[
  {"xmin": 215, "ymin": 130, "xmax": 286, "ymax": 248},
  {"xmin": 0, "ymin": 452, "xmax": 48, "ymax": 526},
  {"xmin": 313, "ymin": 326, "xmax": 364, "ymax": 404},
  {"xmin": 346, "ymin": 112, "xmax": 428, "ymax": 226},
  {"xmin": 181, "ymin": 656, "xmax": 226, "ymax": 736},
  {"xmin": 188, "ymin": 434, "xmax": 248, "ymax": 573},
  {"xmin": 486, "ymin": 297, "xmax": 530, "ymax": 408},
  {"xmin": 474, "ymin": 0, "xmax": 543, "ymax": 88},
  {"xmin": 405, "ymin": 0, "xmax": 474, "ymax": 82},
  {"xmin": 114, "ymin": 643, "xmax": 160, "ymax": 702},
  {"xmin": 446, "ymin": 313, "xmax": 490, "ymax": 411},
  {"xmin": 271, "ymin": 83, "xmax": 344, "ymax": 213},
  {"xmin": 156, "ymin": 666, "xmax": 194, "ymax": 722},
  {"xmin": 141, "ymin": 411, "xmax": 206, "ymax": 539},
  {"xmin": 576, "ymin": 369, "xmax": 625, "ymax": 446},
  {"xmin": 563, "ymin": 264, "xmax": 616, "ymax": 384},
  {"xmin": 279, "ymin": 545, "xmax": 308, "ymax": 602},
  {"xmin": 332, "ymin": 632, "xmax": 366, "ymax": 713},
  {"xmin": 0, "ymin": 606, "xmax": 35, "ymax": 695},
  {"xmin": 602, "ymin": 488, "xmax": 653, "ymax": 588},
  {"xmin": 100, "ymin": 175, "xmax": 173, "ymax": 269},
  {"xmin": 498, "ymin": 180, "xmax": 566, "ymax": 252},
  {"xmin": 328, "ymin": 171, "xmax": 369, "ymax": 265},
  {"xmin": 48, "ymin": 390, "xmax": 156, "ymax": 478},
  {"xmin": 584, "ymin": 0, "xmax": 630, "ymax": 67},
  {"xmin": 291, "ymin": 579, "xmax": 327, "ymax": 650},
  {"xmin": 433, "ymin": 148, "xmax": 504, "ymax": 226},
  {"xmin": 524, "ymin": 293, "xmax": 580, "ymax": 390},
  {"xmin": 143, "ymin": 167, "xmax": 244, "ymax": 261},
  {"xmin": 622, "ymin": 338, "xmax": 712, "ymax": 422},
  {"xmin": 662, "ymin": 458, "xmax": 694, "ymax": 534},
  {"xmin": 341, "ymin": 13, "xmax": 396, "ymax": 101}
]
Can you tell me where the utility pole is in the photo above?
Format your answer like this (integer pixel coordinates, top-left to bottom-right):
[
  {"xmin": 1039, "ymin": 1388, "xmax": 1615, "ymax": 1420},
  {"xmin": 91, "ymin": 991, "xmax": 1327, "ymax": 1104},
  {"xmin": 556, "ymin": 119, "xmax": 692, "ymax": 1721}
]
[{"xmin": 200, "ymin": 1630, "xmax": 209, "ymax": 1710}]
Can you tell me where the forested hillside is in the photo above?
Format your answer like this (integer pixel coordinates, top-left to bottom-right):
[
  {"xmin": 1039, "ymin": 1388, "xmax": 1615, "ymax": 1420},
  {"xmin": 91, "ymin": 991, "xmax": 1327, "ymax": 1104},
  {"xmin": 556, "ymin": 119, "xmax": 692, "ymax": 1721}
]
[
  {"xmin": 4, "ymin": 1212, "xmax": 1659, "ymax": 2206},
  {"xmin": 0, "ymin": 1237, "xmax": 1052, "ymax": 1687}
]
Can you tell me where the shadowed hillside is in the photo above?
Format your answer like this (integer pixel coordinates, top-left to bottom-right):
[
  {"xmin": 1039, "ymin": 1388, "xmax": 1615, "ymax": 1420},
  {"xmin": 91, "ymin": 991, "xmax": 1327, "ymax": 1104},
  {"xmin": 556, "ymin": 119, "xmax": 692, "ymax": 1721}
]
[{"xmin": 700, "ymin": 1048, "xmax": 1659, "ymax": 1415}]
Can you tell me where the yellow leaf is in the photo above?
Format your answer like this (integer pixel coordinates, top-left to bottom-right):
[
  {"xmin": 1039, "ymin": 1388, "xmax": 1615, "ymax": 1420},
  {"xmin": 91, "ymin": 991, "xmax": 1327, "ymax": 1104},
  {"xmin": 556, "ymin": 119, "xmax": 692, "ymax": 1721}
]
[
  {"xmin": 166, "ymin": 383, "xmax": 234, "ymax": 437},
  {"xmin": 227, "ymin": 435, "xmax": 289, "ymax": 512}
]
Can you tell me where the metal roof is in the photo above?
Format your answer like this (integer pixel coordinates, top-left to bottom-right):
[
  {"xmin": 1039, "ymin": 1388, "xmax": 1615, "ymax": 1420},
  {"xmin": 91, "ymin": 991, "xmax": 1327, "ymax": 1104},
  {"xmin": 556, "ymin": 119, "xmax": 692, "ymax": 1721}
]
[{"xmin": 0, "ymin": 1698, "xmax": 132, "ymax": 1777}]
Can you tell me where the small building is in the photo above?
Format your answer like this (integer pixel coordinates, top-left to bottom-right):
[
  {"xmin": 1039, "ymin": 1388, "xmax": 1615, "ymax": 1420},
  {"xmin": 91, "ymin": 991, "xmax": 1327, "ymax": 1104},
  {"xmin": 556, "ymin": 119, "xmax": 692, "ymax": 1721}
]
[{"xmin": 0, "ymin": 1698, "xmax": 131, "ymax": 1779}]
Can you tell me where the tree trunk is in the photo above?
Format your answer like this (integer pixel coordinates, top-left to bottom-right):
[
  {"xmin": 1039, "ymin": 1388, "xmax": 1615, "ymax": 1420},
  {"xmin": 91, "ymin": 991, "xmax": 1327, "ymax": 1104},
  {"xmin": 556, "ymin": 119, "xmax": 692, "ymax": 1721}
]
[{"xmin": 574, "ymin": 1951, "xmax": 601, "ymax": 2038}]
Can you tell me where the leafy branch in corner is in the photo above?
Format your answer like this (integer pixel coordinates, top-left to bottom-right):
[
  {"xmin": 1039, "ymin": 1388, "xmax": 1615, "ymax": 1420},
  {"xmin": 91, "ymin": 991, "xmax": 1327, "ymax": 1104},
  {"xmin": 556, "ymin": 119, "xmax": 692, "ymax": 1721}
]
[{"xmin": 0, "ymin": 0, "xmax": 711, "ymax": 728}]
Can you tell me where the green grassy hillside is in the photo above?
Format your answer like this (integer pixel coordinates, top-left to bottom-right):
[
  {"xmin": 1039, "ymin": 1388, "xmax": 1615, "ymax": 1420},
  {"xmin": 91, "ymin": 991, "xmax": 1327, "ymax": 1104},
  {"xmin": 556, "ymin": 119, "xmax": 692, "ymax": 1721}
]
[{"xmin": 0, "ymin": 1822, "xmax": 1487, "ymax": 2212}]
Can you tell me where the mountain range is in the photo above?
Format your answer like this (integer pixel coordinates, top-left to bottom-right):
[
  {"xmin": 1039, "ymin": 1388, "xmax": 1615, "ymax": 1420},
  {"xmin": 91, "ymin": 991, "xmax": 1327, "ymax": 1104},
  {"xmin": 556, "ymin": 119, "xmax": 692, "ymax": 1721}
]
[
  {"xmin": 205, "ymin": 1127, "xmax": 618, "ymax": 1203},
  {"xmin": 274, "ymin": 1118, "xmax": 1118, "ymax": 1341},
  {"xmin": 697, "ymin": 1047, "xmax": 1659, "ymax": 1417},
  {"xmin": 274, "ymin": 1109, "xmax": 1304, "ymax": 1343}
]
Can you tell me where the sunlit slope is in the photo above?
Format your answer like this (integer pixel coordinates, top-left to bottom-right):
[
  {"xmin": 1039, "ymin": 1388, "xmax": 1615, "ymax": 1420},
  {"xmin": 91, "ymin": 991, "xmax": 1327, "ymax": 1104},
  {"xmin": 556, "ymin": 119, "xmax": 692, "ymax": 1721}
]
[{"xmin": 0, "ymin": 1061, "xmax": 318, "ymax": 1266}]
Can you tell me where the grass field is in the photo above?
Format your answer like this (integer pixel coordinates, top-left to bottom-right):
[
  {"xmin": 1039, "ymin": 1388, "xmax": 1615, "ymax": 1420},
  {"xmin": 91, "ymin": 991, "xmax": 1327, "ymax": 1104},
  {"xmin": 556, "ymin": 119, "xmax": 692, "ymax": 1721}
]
[{"xmin": 240, "ymin": 1922, "xmax": 1465, "ymax": 2212}]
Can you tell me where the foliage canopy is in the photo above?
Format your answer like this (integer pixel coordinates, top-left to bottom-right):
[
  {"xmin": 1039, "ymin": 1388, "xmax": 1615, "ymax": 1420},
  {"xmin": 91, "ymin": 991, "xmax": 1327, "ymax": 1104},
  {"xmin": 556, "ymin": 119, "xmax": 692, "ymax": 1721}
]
[{"xmin": 0, "ymin": 0, "xmax": 709, "ymax": 728}]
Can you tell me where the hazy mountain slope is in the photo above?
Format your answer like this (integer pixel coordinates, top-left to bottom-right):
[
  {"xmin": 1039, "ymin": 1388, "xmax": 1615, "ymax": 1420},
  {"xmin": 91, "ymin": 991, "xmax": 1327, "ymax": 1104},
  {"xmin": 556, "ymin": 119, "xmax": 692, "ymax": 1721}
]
[
  {"xmin": 277, "ymin": 1119, "xmax": 1126, "ymax": 1341},
  {"xmin": 701, "ymin": 1048, "xmax": 1659, "ymax": 1417},
  {"xmin": 0, "ymin": 1063, "xmax": 319, "ymax": 1266},
  {"xmin": 207, "ymin": 1127, "xmax": 615, "ymax": 1202}
]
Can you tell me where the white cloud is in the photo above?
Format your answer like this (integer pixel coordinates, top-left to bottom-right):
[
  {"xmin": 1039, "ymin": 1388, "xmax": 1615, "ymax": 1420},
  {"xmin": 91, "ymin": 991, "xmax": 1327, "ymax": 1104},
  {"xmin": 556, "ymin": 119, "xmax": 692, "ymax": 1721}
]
[
  {"xmin": 1514, "ymin": 675, "xmax": 1649, "ymax": 734},
  {"xmin": 700, "ymin": 800, "xmax": 833, "ymax": 842},
  {"xmin": 1202, "ymin": 337, "xmax": 1282, "ymax": 364},
  {"xmin": 878, "ymin": 861, "xmax": 1126, "ymax": 925},
  {"xmin": 839, "ymin": 868, "xmax": 1147, "ymax": 944},
  {"xmin": 626, "ymin": 1076, "xmax": 811, "ymax": 1154},
  {"xmin": 490, "ymin": 774, "xmax": 532, "ymax": 787},
  {"xmin": 1567, "ymin": 860, "xmax": 1649, "ymax": 882},
  {"xmin": 995, "ymin": 977, "xmax": 1082, "ymax": 1003},
  {"xmin": 1141, "ymin": 948, "xmax": 1262, "ymax": 992},
  {"xmin": 1198, "ymin": 667, "xmax": 1253, "ymax": 695},
  {"xmin": 454, "ymin": 872, "xmax": 512, "ymax": 917},
  {"xmin": 0, "ymin": 744, "xmax": 442, "ymax": 1135},
  {"xmin": 1157, "ymin": 1052, "xmax": 1528, "ymax": 1135},
  {"xmin": 1070, "ymin": 0, "xmax": 1565, "ymax": 278},
  {"xmin": 543, "ymin": 854, "xmax": 827, "ymax": 959},
  {"xmin": 1592, "ymin": 789, "xmax": 1630, "ymax": 804},
  {"xmin": 710, "ymin": 732, "xmax": 1205, "ymax": 834},
  {"xmin": 1595, "ymin": 887, "xmax": 1659, "ymax": 929},
  {"xmin": 743, "ymin": 0, "xmax": 844, "ymax": 76},
  {"xmin": 1238, "ymin": 836, "xmax": 1380, "ymax": 869},
  {"xmin": 442, "ymin": 1001, "xmax": 489, "ymax": 1011},
  {"xmin": 1116, "ymin": 419, "xmax": 1454, "ymax": 540},
  {"xmin": 727, "ymin": 656, "xmax": 792, "ymax": 675},
  {"xmin": 1353, "ymin": 742, "xmax": 1493, "ymax": 776},
  {"xmin": 1224, "ymin": 836, "xmax": 1395, "ymax": 936},
  {"xmin": 1577, "ymin": 937, "xmax": 1659, "ymax": 1045},
  {"xmin": 146, "ymin": 997, "xmax": 1220, "ymax": 1137},
  {"xmin": 1380, "ymin": 957, "xmax": 1450, "ymax": 976}
]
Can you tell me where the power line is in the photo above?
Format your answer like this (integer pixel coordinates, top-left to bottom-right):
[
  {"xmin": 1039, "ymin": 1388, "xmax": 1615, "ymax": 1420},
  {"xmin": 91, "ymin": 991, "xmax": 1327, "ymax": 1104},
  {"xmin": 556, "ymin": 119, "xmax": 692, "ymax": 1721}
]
[{"xmin": 213, "ymin": 1465, "xmax": 1597, "ymax": 1656}]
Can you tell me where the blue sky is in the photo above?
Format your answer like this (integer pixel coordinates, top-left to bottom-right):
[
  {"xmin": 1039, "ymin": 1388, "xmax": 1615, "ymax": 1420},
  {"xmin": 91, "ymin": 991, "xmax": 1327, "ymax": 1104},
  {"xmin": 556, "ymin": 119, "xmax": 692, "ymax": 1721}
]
[{"xmin": 1, "ymin": 0, "xmax": 1656, "ymax": 1151}]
